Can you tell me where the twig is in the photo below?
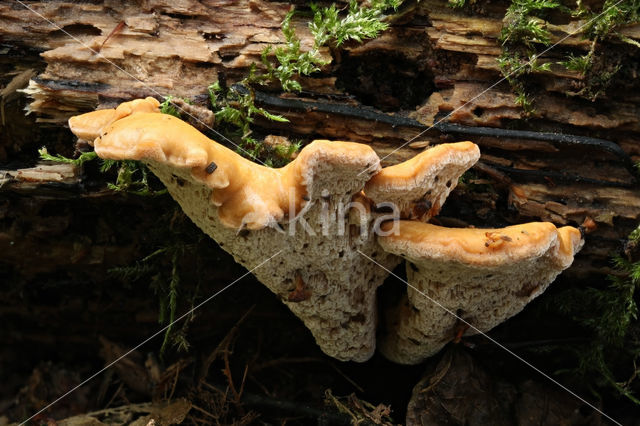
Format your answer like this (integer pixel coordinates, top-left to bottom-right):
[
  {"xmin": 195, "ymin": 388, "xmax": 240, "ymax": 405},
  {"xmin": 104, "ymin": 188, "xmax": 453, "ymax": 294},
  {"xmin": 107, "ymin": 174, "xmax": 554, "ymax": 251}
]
[
  {"xmin": 236, "ymin": 84, "xmax": 637, "ymax": 187},
  {"xmin": 437, "ymin": 122, "xmax": 636, "ymax": 180},
  {"xmin": 247, "ymin": 374, "xmax": 272, "ymax": 397},
  {"xmin": 168, "ymin": 367, "xmax": 180, "ymax": 401},
  {"xmin": 75, "ymin": 402, "xmax": 153, "ymax": 417},
  {"xmin": 420, "ymin": 351, "xmax": 453, "ymax": 394},
  {"xmin": 484, "ymin": 161, "xmax": 633, "ymax": 187},
  {"xmin": 252, "ymin": 357, "xmax": 322, "ymax": 372},
  {"xmin": 190, "ymin": 404, "xmax": 218, "ymax": 420},
  {"xmin": 473, "ymin": 161, "xmax": 512, "ymax": 186},
  {"xmin": 222, "ymin": 336, "xmax": 241, "ymax": 404},
  {"xmin": 198, "ymin": 305, "xmax": 255, "ymax": 385},
  {"xmin": 105, "ymin": 382, "xmax": 124, "ymax": 410},
  {"xmin": 242, "ymin": 391, "xmax": 352, "ymax": 425},
  {"xmin": 252, "ymin": 357, "xmax": 364, "ymax": 392},
  {"xmin": 200, "ymin": 380, "xmax": 227, "ymax": 397},
  {"xmin": 237, "ymin": 365, "xmax": 249, "ymax": 402},
  {"xmin": 97, "ymin": 21, "xmax": 126, "ymax": 52},
  {"xmin": 189, "ymin": 416, "xmax": 210, "ymax": 424},
  {"xmin": 328, "ymin": 362, "xmax": 365, "ymax": 393}
]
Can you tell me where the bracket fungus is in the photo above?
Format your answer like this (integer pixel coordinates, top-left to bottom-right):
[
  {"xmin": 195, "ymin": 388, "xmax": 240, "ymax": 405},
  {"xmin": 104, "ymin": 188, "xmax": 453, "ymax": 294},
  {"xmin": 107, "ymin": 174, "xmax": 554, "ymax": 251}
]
[
  {"xmin": 68, "ymin": 97, "xmax": 162, "ymax": 142},
  {"xmin": 378, "ymin": 221, "xmax": 584, "ymax": 364},
  {"xmin": 365, "ymin": 142, "xmax": 480, "ymax": 221},
  {"xmin": 68, "ymin": 98, "xmax": 583, "ymax": 364}
]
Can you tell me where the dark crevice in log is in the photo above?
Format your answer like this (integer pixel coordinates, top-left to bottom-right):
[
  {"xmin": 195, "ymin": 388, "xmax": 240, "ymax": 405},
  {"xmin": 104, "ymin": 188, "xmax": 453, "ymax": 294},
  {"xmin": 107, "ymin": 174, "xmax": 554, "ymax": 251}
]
[
  {"xmin": 34, "ymin": 76, "xmax": 111, "ymax": 93},
  {"xmin": 335, "ymin": 50, "xmax": 436, "ymax": 111}
]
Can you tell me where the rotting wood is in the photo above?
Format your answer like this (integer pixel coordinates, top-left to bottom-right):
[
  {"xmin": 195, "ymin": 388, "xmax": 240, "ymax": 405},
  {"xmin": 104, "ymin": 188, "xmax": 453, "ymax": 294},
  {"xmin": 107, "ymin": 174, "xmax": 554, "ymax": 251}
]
[
  {"xmin": 0, "ymin": 163, "xmax": 82, "ymax": 193},
  {"xmin": 0, "ymin": 0, "xmax": 639, "ymax": 277}
]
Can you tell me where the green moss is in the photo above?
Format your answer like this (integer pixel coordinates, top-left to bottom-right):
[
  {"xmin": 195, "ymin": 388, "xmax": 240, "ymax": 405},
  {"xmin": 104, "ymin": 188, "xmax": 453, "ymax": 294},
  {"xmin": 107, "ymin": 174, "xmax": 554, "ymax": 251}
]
[
  {"xmin": 501, "ymin": 0, "xmax": 560, "ymax": 46},
  {"xmin": 247, "ymin": 1, "xmax": 401, "ymax": 93},
  {"xmin": 159, "ymin": 95, "xmax": 183, "ymax": 118},
  {"xmin": 203, "ymin": 1, "xmax": 403, "ymax": 164},
  {"xmin": 310, "ymin": 0, "xmax": 400, "ymax": 48},
  {"xmin": 550, "ymin": 225, "xmax": 640, "ymax": 404},
  {"xmin": 448, "ymin": 0, "xmax": 470, "ymax": 8},
  {"xmin": 497, "ymin": 0, "xmax": 640, "ymax": 109},
  {"xmin": 557, "ymin": 0, "xmax": 639, "ymax": 99},
  {"xmin": 582, "ymin": 0, "xmax": 640, "ymax": 41},
  {"xmin": 560, "ymin": 53, "xmax": 591, "ymax": 74},
  {"xmin": 39, "ymin": 148, "xmax": 165, "ymax": 196},
  {"xmin": 109, "ymin": 212, "xmax": 211, "ymax": 357},
  {"xmin": 497, "ymin": 50, "xmax": 550, "ymax": 113},
  {"xmin": 254, "ymin": 9, "xmax": 326, "ymax": 92},
  {"xmin": 497, "ymin": 0, "xmax": 559, "ymax": 113},
  {"xmin": 159, "ymin": 249, "xmax": 181, "ymax": 355},
  {"xmin": 207, "ymin": 82, "xmax": 290, "ymax": 162},
  {"xmin": 631, "ymin": 224, "xmax": 640, "ymax": 243},
  {"xmin": 102, "ymin": 160, "xmax": 167, "ymax": 196},
  {"xmin": 38, "ymin": 147, "xmax": 98, "ymax": 165}
]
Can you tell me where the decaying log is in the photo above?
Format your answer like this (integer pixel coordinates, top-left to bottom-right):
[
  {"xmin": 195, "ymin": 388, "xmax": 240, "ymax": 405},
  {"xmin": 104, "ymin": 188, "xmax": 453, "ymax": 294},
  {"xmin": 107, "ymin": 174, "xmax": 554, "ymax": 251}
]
[{"xmin": 1, "ymin": 0, "xmax": 639, "ymax": 278}]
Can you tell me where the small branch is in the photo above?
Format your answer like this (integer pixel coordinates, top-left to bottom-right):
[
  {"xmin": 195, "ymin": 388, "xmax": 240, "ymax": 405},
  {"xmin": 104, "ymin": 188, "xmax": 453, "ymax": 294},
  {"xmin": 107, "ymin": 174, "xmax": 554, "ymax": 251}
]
[
  {"xmin": 438, "ymin": 122, "xmax": 637, "ymax": 181},
  {"xmin": 484, "ymin": 161, "xmax": 634, "ymax": 188},
  {"xmin": 239, "ymin": 84, "xmax": 637, "ymax": 187},
  {"xmin": 198, "ymin": 305, "xmax": 255, "ymax": 385}
]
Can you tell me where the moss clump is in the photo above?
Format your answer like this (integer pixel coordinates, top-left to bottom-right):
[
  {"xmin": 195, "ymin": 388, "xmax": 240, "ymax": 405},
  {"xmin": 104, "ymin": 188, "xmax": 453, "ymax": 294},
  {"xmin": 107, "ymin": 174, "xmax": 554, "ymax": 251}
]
[
  {"xmin": 561, "ymin": 0, "xmax": 640, "ymax": 99},
  {"xmin": 159, "ymin": 95, "xmax": 183, "ymax": 118},
  {"xmin": 100, "ymin": 159, "xmax": 167, "ymax": 196},
  {"xmin": 495, "ymin": 0, "xmax": 640, "ymax": 109},
  {"xmin": 208, "ymin": 81, "xmax": 290, "ymax": 163},
  {"xmin": 203, "ymin": 1, "xmax": 403, "ymax": 164},
  {"xmin": 582, "ymin": 0, "xmax": 640, "ymax": 41},
  {"xmin": 39, "ymin": 148, "xmax": 165, "ymax": 196},
  {"xmin": 497, "ymin": 0, "xmax": 559, "ymax": 113},
  {"xmin": 551, "ymin": 224, "xmax": 640, "ymax": 404},
  {"xmin": 38, "ymin": 147, "xmax": 98, "ymax": 165},
  {"xmin": 109, "ymin": 211, "xmax": 210, "ymax": 356}
]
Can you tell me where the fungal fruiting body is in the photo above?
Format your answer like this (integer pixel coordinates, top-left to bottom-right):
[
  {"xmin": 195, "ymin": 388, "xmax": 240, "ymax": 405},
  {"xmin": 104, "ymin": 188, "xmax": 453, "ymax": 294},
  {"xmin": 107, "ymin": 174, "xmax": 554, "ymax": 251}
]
[
  {"xmin": 70, "ymin": 99, "xmax": 397, "ymax": 361},
  {"xmin": 68, "ymin": 97, "xmax": 162, "ymax": 142},
  {"xmin": 364, "ymin": 141, "xmax": 480, "ymax": 221},
  {"xmin": 377, "ymin": 221, "xmax": 584, "ymax": 364},
  {"xmin": 68, "ymin": 99, "xmax": 583, "ymax": 363}
]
